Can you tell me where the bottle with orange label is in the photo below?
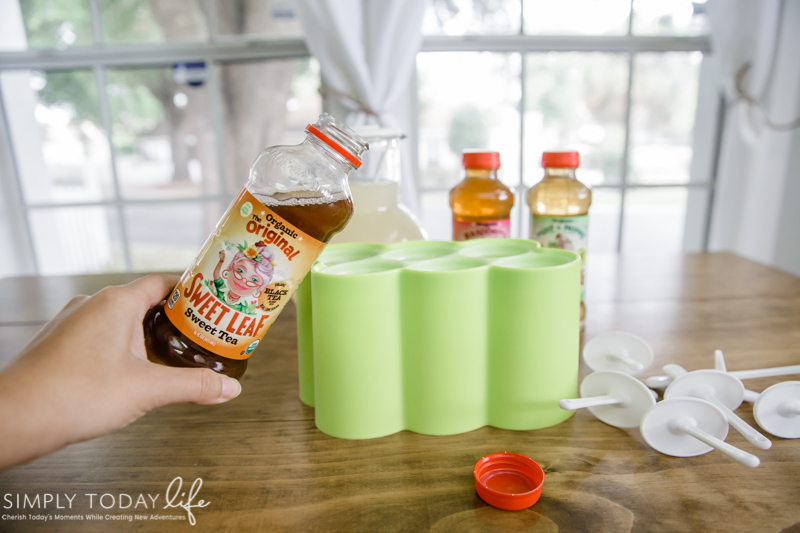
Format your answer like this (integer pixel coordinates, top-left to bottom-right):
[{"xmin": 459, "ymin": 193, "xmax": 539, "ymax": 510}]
[
  {"xmin": 527, "ymin": 151, "xmax": 591, "ymax": 330},
  {"xmin": 449, "ymin": 151, "xmax": 514, "ymax": 241},
  {"xmin": 143, "ymin": 113, "xmax": 367, "ymax": 379}
]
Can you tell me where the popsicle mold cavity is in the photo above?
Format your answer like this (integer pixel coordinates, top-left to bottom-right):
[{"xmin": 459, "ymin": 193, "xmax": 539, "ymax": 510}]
[
  {"xmin": 492, "ymin": 249, "xmax": 575, "ymax": 269},
  {"xmin": 459, "ymin": 240, "xmax": 534, "ymax": 259},
  {"xmin": 322, "ymin": 259, "xmax": 405, "ymax": 276},
  {"xmin": 297, "ymin": 239, "xmax": 581, "ymax": 439},
  {"xmin": 317, "ymin": 244, "xmax": 383, "ymax": 266},
  {"xmin": 408, "ymin": 256, "xmax": 487, "ymax": 272},
  {"xmin": 382, "ymin": 242, "xmax": 457, "ymax": 262}
]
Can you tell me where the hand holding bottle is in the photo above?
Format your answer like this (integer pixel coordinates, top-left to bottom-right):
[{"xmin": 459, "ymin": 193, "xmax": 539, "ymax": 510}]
[{"xmin": 0, "ymin": 274, "xmax": 242, "ymax": 471}]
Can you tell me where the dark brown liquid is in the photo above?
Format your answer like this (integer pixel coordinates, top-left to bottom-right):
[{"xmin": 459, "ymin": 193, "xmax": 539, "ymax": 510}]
[{"xmin": 143, "ymin": 194, "xmax": 354, "ymax": 379}]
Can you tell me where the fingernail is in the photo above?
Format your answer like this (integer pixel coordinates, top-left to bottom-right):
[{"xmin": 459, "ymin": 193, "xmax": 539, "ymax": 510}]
[{"xmin": 221, "ymin": 376, "xmax": 242, "ymax": 400}]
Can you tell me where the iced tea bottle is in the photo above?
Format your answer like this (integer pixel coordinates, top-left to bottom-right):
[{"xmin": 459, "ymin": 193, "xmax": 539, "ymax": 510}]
[
  {"xmin": 449, "ymin": 151, "xmax": 514, "ymax": 241},
  {"xmin": 143, "ymin": 113, "xmax": 367, "ymax": 379},
  {"xmin": 527, "ymin": 151, "xmax": 591, "ymax": 329}
]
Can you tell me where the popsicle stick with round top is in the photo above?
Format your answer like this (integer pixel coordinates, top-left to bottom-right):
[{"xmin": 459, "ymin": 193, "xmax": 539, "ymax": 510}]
[
  {"xmin": 644, "ymin": 349, "xmax": 728, "ymax": 389},
  {"xmin": 646, "ymin": 355, "xmax": 800, "ymax": 389},
  {"xmin": 730, "ymin": 364, "xmax": 800, "ymax": 380},
  {"xmin": 714, "ymin": 350, "xmax": 761, "ymax": 402},
  {"xmin": 640, "ymin": 397, "xmax": 761, "ymax": 468},
  {"xmin": 752, "ymin": 381, "xmax": 800, "ymax": 439},
  {"xmin": 663, "ymin": 364, "xmax": 772, "ymax": 450},
  {"xmin": 582, "ymin": 332, "xmax": 654, "ymax": 375},
  {"xmin": 558, "ymin": 371, "xmax": 656, "ymax": 428}
]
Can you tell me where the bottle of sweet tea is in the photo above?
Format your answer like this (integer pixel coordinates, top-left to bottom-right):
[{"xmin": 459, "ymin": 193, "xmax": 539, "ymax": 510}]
[
  {"xmin": 527, "ymin": 151, "xmax": 591, "ymax": 330},
  {"xmin": 449, "ymin": 151, "xmax": 514, "ymax": 241},
  {"xmin": 143, "ymin": 113, "xmax": 368, "ymax": 379}
]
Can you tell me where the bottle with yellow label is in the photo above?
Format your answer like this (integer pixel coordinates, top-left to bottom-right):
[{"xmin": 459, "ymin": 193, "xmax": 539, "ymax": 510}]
[
  {"xmin": 527, "ymin": 151, "xmax": 591, "ymax": 330},
  {"xmin": 143, "ymin": 114, "xmax": 368, "ymax": 379}
]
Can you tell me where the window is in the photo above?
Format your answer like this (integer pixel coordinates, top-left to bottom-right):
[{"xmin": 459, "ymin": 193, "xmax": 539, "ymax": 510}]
[
  {"xmin": 1, "ymin": 0, "xmax": 717, "ymax": 276},
  {"xmin": 416, "ymin": 0, "xmax": 714, "ymax": 252},
  {"xmin": 0, "ymin": 0, "xmax": 319, "ymax": 275}
]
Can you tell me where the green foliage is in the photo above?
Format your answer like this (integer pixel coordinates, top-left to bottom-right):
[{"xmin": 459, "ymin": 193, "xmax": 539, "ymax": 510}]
[
  {"xmin": 20, "ymin": 0, "xmax": 167, "ymax": 47},
  {"xmin": 448, "ymin": 105, "xmax": 488, "ymax": 156},
  {"xmin": 524, "ymin": 52, "xmax": 630, "ymax": 180},
  {"xmin": 32, "ymin": 67, "xmax": 168, "ymax": 154},
  {"xmin": 292, "ymin": 58, "xmax": 321, "ymax": 99},
  {"xmin": 19, "ymin": 0, "xmax": 93, "ymax": 49},
  {"xmin": 37, "ymin": 70, "xmax": 100, "ymax": 125},
  {"xmin": 96, "ymin": 0, "xmax": 164, "ymax": 44},
  {"xmin": 526, "ymin": 52, "xmax": 628, "ymax": 136},
  {"xmin": 632, "ymin": 53, "xmax": 699, "ymax": 140},
  {"xmin": 20, "ymin": 0, "xmax": 167, "ymax": 142},
  {"xmin": 106, "ymin": 68, "xmax": 169, "ymax": 152}
]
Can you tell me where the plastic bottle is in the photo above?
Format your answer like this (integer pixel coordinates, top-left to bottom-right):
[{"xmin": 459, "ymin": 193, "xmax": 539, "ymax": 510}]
[
  {"xmin": 449, "ymin": 151, "xmax": 514, "ymax": 241},
  {"xmin": 330, "ymin": 126, "xmax": 426, "ymax": 244},
  {"xmin": 143, "ymin": 113, "xmax": 367, "ymax": 379},
  {"xmin": 527, "ymin": 151, "xmax": 591, "ymax": 329}
]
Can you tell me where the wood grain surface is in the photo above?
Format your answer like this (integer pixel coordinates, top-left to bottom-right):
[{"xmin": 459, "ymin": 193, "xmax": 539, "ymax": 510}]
[{"xmin": 1, "ymin": 252, "xmax": 799, "ymax": 532}]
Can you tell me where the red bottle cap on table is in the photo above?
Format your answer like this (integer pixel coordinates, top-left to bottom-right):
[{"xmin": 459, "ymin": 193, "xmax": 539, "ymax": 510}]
[
  {"xmin": 474, "ymin": 452, "xmax": 545, "ymax": 511},
  {"xmin": 463, "ymin": 151, "xmax": 501, "ymax": 169},
  {"xmin": 542, "ymin": 151, "xmax": 580, "ymax": 168}
]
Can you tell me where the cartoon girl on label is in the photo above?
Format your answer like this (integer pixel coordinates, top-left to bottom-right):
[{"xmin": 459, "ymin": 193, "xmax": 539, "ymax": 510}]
[{"xmin": 206, "ymin": 240, "xmax": 275, "ymax": 315}]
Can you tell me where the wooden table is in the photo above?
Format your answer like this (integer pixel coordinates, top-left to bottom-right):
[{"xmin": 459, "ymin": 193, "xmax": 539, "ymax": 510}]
[{"xmin": 1, "ymin": 252, "xmax": 799, "ymax": 532}]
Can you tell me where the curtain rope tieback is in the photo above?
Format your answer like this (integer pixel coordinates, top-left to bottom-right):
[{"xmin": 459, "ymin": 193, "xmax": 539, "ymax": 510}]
[
  {"xmin": 730, "ymin": 62, "xmax": 800, "ymax": 132},
  {"xmin": 318, "ymin": 84, "xmax": 382, "ymax": 119}
]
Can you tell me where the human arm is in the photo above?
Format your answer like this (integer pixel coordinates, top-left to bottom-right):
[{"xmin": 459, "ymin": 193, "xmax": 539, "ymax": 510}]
[{"xmin": 0, "ymin": 274, "xmax": 241, "ymax": 470}]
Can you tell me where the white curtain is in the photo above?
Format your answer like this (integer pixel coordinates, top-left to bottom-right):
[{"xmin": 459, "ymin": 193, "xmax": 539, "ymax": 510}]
[
  {"xmin": 707, "ymin": 0, "xmax": 800, "ymax": 275},
  {"xmin": 293, "ymin": 0, "xmax": 427, "ymax": 214}
]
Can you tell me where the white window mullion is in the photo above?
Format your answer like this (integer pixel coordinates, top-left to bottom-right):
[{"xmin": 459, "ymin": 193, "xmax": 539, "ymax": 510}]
[
  {"xmin": 517, "ymin": 50, "xmax": 527, "ymax": 240},
  {"xmin": 685, "ymin": 54, "xmax": 723, "ymax": 252},
  {"xmin": 617, "ymin": 52, "xmax": 635, "ymax": 252},
  {"xmin": 207, "ymin": 59, "xmax": 233, "ymax": 203},
  {"xmin": 203, "ymin": 0, "xmax": 220, "ymax": 44},
  {"xmin": 86, "ymin": 0, "xmax": 104, "ymax": 46},
  {"xmin": 0, "ymin": 83, "xmax": 37, "ymax": 275},
  {"xmin": 93, "ymin": 65, "xmax": 133, "ymax": 271}
]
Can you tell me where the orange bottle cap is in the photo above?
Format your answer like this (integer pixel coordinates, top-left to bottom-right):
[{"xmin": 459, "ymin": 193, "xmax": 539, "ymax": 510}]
[
  {"xmin": 542, "ymin": 151, "xmax": 580, "ymax": 168},
  {"xmin": 474, "ymin": 452, "xmax": 545, "ymax": 511},
  {"xmin": 463, "ymin": 151, "xmax": 501, "ymax": 170},
  {"xmin": 307, "ymin": 124, "xmax": 363, "ymax": 168}
]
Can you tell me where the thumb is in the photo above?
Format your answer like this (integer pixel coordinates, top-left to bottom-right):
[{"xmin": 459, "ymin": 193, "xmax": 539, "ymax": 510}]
[{"xmin": 147, "ymin": 365, "xmax": 242, "ymax": 407}]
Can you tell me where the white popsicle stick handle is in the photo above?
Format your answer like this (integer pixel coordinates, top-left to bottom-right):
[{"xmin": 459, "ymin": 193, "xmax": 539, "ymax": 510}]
[
  {"xmin": 714, "ymin": 350, "xmax": 727, "ymax": 371},
  {"xmin": 730, "ymin": 364, "xmax": 800, "ymax": 380},
  {"xmin": 606, "ymin": 352, "xmax": 644, "ymax": 371},
  {"xmin": 646, "ymin": 375, "xmax": 672, "ymax": 389},
  {"xmin": 703, "ymin": 394, "xmax": 772, "ymax": 450},
  {"xmin": 784, "ymin": 402, "xmax": 800, "ymax": 416},
  {"xmin": 559, "ymin": 395, "xmax": 622, "ymax": 411},
  {"xmin": 742, "ymin": 389, "xmax": 760, "ymax": 403},
  {"xmin": 662, "ymin": 364, "xmax": 688, "ymax": 380},
  {"xmin": 676, "ymin": 421, "xmax": 760, "ymax": 468}
]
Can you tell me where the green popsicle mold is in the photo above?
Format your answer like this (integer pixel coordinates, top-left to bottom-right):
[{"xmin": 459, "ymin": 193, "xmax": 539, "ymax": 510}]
[{"xmin": 297, "ymin": 239, "xmax": 581, "ymax": 439}]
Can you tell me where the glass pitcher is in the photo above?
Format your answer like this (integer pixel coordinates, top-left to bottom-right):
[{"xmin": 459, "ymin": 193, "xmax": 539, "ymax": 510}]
[{"xmin": 330, "ymin": 126, "xmax": 427, "ymax": 244}]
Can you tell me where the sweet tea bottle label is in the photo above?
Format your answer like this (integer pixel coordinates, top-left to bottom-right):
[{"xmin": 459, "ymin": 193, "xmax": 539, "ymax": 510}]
[
  {"xmin": 452, "ymin": 218, "xmax": 511, "ymax": 241},
  {"xmin": 165, "ymin": 188, "xmax": 325, "ymax": 360},
  {"xmin": 530, "ymin": 214, "xmax": 588, "ymax": 301}
]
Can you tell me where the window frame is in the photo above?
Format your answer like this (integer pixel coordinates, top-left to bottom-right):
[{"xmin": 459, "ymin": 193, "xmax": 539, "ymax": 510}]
[
  {"xmin": 0, "ymin": 0, "xmax": 719, "ymax": 275},
  {"xmin": 0, "ymin": 0, "xmax": 313, "ymax": 273},
  {"xmin": 415, "ymin": 1, "xmax": 718, "ymax": 252}
]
